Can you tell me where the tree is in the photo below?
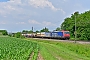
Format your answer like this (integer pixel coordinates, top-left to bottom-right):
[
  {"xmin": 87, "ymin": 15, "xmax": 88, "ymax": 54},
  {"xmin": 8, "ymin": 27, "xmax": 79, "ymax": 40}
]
[
  {"xmin": 0, "ymin": 30, "xmax": 8, "ymax": 35},
  {"xmin": 40, "ymin": 27, "xmax": 49, "ymax": 32},
  {"xmin": 15, "ymin": 32, "xmax": 21, "ymax": 38},
  {"xmin": 22, "ymin": 30, "xmax": 33, "ymax": 33},
  {"xmin": 56, "ymin": 27, "xmax": 61, "ymax": 31},
  {"xmin": 28, "ymin": 30, "xmax": 33, "ymax": 33},
  {"xmin": 61, "ymin": 10, "xmax": 90, "ymax": 40},
  {"xmin": 35, "ymin": 30, "xmax": 39, "ymax": 33},
  {"xmin": 22, "ymin": 30, "xmax": 28, "ymax": 33}
]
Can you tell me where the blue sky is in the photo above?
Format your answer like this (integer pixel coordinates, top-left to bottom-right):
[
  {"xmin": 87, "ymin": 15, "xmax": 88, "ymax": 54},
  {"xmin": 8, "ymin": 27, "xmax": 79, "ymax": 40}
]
[
  {"xmin": 0, "ymin": 0, "xmax": 90, "ymax": 32},
  {"xmin": 0, "ymin": 0, "xmax": 9, "ymax": 2}
]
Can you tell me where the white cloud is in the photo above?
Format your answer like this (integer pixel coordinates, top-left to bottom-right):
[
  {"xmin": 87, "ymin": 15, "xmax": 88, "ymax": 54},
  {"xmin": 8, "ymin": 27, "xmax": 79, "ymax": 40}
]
[
  {"xmin": 63, "ymin": 0, "xmax": 67, "ymax": 2},
  {"xmin": 16, "ymin": 22, "xmax": 26, "ymax": 24},
  {"xmin": 9, "ymin": 0, "xmax": 22, "ymax": 4},
  {"xmin": 28, "ymin": 20, "xmax": 56, "ymax": 26},
  {"xmin": 42, "ymin": 21, "xmax": 56, "ymax": 26},
  {"xmin": 4, "ymin": 5, "xmax": 16, "ymax": 10},
  {"xmin": 0, "ymin": 21, "xmax": 7, "ymax": 24},
  {"xmin": 0, "ymin": 1, "xmax": 22, "ymax": 15},
  {"xmin": 28, "ymin": 20, "xmax": 40, "ymax": 24},
  {"xmin": 0, "ymin": 10, "xmax": 7, "ymax": 15},
  {"xmin": 29, "ymin": 0, "xmax": 63, "ymax": 11},
  {"xmin": 0, "ymin": 0, "xmax": 65, "ymax": 15}
]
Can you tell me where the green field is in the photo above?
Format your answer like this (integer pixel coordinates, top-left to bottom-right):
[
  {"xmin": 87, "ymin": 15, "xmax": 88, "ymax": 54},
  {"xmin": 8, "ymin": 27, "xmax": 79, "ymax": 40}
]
[
  {"xmin": 0, "ymin": 37, "xmax": 39, "ymax": 60},
  {"xmin": 0, "ymin": 37, "xmax": 90, "ymax": 60},
  {"xmin": 28, "ymin": 38, "xmax": 90, "ymax": 60}
]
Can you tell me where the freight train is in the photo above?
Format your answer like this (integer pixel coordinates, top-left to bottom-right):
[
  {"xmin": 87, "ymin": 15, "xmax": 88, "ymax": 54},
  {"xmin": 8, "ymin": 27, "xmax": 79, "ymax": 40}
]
[{"xmin": 22, "ymin": 30, "xmax": 70, "ymax": 40}]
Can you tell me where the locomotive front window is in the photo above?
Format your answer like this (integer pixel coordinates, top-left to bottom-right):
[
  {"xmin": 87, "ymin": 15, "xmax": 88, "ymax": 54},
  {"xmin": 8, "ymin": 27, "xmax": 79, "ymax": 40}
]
[{"xmin": 64, "ymin": 32, "xmax": 70, "ymax": 34}]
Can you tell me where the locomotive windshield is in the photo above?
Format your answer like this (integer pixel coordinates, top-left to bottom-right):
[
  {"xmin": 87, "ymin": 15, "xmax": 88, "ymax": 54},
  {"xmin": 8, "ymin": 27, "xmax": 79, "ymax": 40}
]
[{"xmin": 64, "ymin": 31, "xmax": 70, "ymax": 34}]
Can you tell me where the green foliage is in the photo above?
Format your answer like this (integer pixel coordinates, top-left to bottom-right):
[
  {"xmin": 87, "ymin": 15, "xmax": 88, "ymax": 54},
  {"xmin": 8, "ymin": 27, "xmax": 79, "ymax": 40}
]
[
  {"xmin": 31, "ymin": 44, "xmax": 39, "ymax": 60},
  {"xmin": 56, "ymin": 27, "xmax": 61, "ymax": 31},
  {"xmin": 40, "ymin": 27, "xmax": 49, "ymax": 32},
  {"xmin": 28, "ymin": 30, "xmax": 33, "ymax": 33},
  {"xmin": 14, "ymin": 32, "xmax": 25, "ymax": 38},
  {"xmin": 20, "ymin": 35, "xmax": 25, "ymax": 38},
  {"xmin": 15, "ymin": 32, "xmax": 21, "ymax": 38},
  {"xmin": 8, "ymin": 34, "xmax": 12, "ymax": 37},
  {"xmin": 0, "ymin": 37, "xmax": 39, "ymax": 60},
  {"xmin": 61, "ymin": 11, "xmax": 90, "ymax": 40},
  {"xmin": 35, "ymin": 30, "xmax": 40, "ymax": 33},
  {"xmin": 22, "ymin": 30, "xmax": 33, "ymax": 33},
  {"xmin": 0, "ymin": 30, "xmax": 8, "ymax": 35}
]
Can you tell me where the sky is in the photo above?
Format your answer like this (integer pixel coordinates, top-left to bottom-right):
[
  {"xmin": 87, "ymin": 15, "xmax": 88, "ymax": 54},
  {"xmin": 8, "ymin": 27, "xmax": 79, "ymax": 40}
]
[{"xmin": 0, "ymin": 0, "xmax": 89, "ymax": 32}]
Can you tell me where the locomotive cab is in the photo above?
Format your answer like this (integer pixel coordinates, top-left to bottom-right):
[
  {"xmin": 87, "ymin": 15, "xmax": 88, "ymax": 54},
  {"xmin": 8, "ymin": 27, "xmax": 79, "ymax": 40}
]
[{"xmin": 63, "ymin": 31, "xmax": 70, "ymax": 40}]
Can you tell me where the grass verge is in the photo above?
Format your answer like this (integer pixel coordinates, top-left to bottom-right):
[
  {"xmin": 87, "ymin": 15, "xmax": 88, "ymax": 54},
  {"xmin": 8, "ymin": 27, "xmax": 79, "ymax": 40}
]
[{"xmin": 27, "ymin": 38, "xmax": 90, "ymax": 60}]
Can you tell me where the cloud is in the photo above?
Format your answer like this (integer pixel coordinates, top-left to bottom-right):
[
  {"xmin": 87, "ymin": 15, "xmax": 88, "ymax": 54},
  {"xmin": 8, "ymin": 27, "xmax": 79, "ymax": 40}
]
[
  {"xmin": 29, "ymin": 0, "xmax": 63, "ymax": 11},
  {"xmin": 0, "ymin": 0, "xmax": 23, "ymax": 15},
  {"xmin": 0, "ymin": 10, "xmax": 7, "ymax": 15},
  {"xmin": 9, "ymin": 0, "xmax": 22, "ymax": 4},
  {"xmin": 16, "ymin": 22, "xmax": 26, "ymax": 24},
  {"xmin": 28, "ymin": 20, "xmax": 56, "ymax": 26},
  {"xmin": 4, "ymin": 5, "xmax": 16, "ymax": 10},
  {"xmin": 28, "ymin": 20, "xmax": 40, "ymax": 25},
  {"xmin": 0, "ymin": 21, "xmax": 7, "ymax": 24},
  {"xmin": 42, "ymin": 21, "xmax": 56, "ymax": 26},
  {"xmin": 63, "ymin": 0, "xmax": 66, "ymax": 1},
  {"xmin": 0, "ymin": 0, "xmax": 65, "ymax": 15}
]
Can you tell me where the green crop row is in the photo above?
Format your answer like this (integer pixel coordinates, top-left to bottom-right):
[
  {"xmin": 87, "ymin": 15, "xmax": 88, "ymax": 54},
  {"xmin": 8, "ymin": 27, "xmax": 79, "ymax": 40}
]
[{"xmin": 0, "ymin": 37, "xmax": 39, "ymax": 60}]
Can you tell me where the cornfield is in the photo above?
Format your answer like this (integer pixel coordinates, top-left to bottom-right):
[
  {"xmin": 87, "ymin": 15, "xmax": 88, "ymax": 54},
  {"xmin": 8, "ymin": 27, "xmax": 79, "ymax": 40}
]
[{"xmin": 0, "ymin": 37, "xmax": 39, "ymax": 60}]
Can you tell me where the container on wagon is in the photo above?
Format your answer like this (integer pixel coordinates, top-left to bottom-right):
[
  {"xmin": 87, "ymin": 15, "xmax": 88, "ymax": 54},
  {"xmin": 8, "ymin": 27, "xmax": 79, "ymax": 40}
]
[
  {"xmin": 51, "ymin": 31, "xmax": 63, "ymax": 37},
  {"xmin": 40, "ymin": 32, "xmax": 46, "ymax": 37},
  {"xmin": 36, "ymin": 33, "xmax": 41, "ymax": 37},
  {"xmin": 45, "ymin": 32, "xmax": 52, "ymax": 37}
]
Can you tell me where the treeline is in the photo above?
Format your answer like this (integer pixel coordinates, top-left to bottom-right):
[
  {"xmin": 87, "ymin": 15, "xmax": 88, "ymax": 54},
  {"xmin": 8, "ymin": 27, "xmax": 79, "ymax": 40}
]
[
  {"xmin": 22, "ymin": 27, "xmax": 49, "ymax": 33},
  {"xmin": 61, "ymin": 10, "xmax": 90, "ymax": 40},
  {"xmin": 0, "ymin": 30, "xmax": 8, "ymax": 35}
]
